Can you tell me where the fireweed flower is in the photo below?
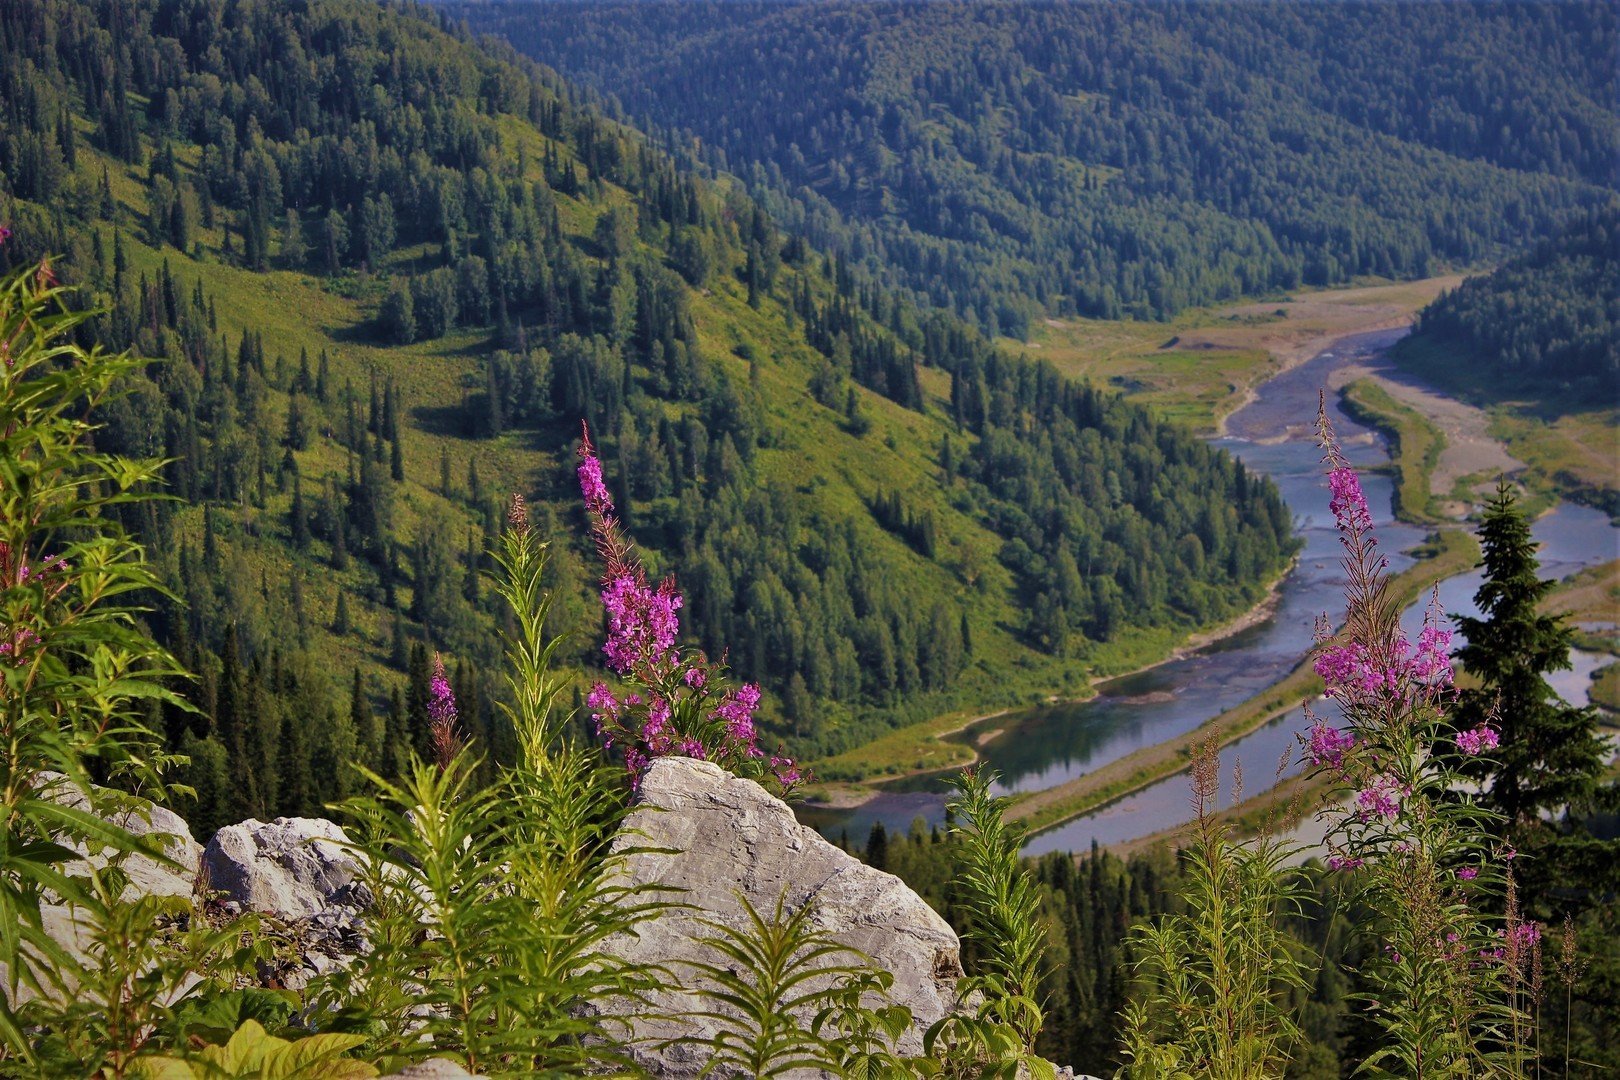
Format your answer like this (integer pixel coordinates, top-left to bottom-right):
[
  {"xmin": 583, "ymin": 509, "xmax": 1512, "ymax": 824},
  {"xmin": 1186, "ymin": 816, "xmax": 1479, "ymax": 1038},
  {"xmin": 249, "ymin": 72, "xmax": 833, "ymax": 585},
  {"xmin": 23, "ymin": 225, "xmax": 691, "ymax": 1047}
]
[
  {"xmin": 427, "ymin": 653, "xmax": 461, "ymax": 768},
  {"xmin": 577, "ymin": 422, "xmax": 805, "ymax": 793},
  {"xmin": 600, "ymin": 574, "xmax": 683, "ymax": 675},
  {"xmin": 1411, "ymin": 623, "xmax": 1454, "ymax": 685},
  {"xmin": 1311, "ymin": 408, "xmax": 1505, "ymax": 1061},
  {"xmin": 1306, "ymin": 718, "xmax": 1356, "ymax": 771},
  {"xmin": 770, "ymin": 755, "xmax": 803, "ymax": 788},
  {"xmin": 1327, "ymin": 465, "xmax": 1374, "ymax": 534},
  {"xmin": 1315, "ymin": 641, "xmax": 1389, "ymax": 696},
  {"xmin": 1355, "ymin": 773, "xmax": 1406, "ymax": 823},
  {"xmin": 1510, "ymin": 922, "xmax": 1541, "ymax": 950},
  {"xmin": 712, "ymin": 684, "xmax": 764, "ymax": 751},
  {"xmin": 1455, "ymin": 723, "xmax": 1500, "ymax": 755}
]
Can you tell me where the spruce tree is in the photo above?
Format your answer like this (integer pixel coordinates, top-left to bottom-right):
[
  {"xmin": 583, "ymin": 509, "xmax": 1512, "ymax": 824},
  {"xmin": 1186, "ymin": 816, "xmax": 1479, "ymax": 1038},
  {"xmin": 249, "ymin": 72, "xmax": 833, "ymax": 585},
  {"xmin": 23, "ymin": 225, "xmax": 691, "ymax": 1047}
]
[
  {"xmin": 1452, "ymin": 483, "xmax": 1607, "ymax": 828},
  {"xmin": 351, "ymin": 667, "xmax": 379, "ymax": 770}
]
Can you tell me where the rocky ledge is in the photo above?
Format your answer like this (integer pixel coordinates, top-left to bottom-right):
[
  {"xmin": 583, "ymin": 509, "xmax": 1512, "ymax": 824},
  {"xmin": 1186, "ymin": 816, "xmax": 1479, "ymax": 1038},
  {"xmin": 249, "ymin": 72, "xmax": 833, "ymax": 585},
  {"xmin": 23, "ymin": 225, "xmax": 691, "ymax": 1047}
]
[{"xmin": 21, "ymin": 764, "xmax": 1095, "ymax": 1077}]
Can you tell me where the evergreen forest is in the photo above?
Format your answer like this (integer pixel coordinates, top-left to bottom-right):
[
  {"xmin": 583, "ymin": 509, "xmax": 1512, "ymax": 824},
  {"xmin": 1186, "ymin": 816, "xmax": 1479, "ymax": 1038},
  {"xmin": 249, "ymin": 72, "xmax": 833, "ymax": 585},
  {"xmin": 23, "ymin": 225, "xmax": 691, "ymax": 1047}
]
[
  {"xmin": 453, "ymin": 0, "xmax": 1618, "ymax": 334},
  {"xmin": 0, "ymin": 0, "xmax": 1294, "ymax": 832}
]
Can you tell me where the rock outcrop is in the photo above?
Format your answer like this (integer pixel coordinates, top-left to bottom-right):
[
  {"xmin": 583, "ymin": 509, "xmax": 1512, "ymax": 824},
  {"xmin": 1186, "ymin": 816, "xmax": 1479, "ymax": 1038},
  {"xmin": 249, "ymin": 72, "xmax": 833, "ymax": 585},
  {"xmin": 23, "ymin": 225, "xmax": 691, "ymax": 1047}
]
[
  {"xmin": 39, "ymin": 772, "xmax": 201, "ymax": 900},
  {"xmin": 22, "ymin": 764, "xmax": 1097, "ymax": 1076},
  {"xmin": 200, "ymin": 816, "xmax": 370, "ymax": 988},
  {"xmin": 202, "ymin": 816, "xmax": 368, "ymax": 918},
  {"xmin": 596, "ymin": 757, "xmax": 965, "ymax": 1078}
]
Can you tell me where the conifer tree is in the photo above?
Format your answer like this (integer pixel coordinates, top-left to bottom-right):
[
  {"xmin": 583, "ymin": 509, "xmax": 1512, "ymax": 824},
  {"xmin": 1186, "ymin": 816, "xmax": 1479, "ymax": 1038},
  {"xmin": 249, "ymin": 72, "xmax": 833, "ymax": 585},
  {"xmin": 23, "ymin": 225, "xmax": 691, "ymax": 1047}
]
[
  {"xmin": 390, "ymin": 427, "xmax": 405, "ymax": 483},
  {"xmin": 351, "ymin": 667, "xmax": 379, "ymax": 769},
  {"xmin": 1453, "ymin": 483, "xmax": 1608, "ymax": 828},
  {"xmin": 290, "ymin": 472, "xmax": 309, "ymax": 549}
]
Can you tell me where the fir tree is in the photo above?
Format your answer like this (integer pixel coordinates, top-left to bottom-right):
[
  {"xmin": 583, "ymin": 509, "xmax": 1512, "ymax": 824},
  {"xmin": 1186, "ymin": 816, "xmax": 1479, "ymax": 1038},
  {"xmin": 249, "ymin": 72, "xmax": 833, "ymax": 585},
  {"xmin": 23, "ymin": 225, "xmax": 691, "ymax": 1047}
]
[
  {"xmin": 290, "ymin": 472, "xmax": 310, "ymax": 549},
  {"xmin": 1452, "ymin": 483, "xmax": 1608, "ymax": 828},
  {"xmin": 390, "ymin": 428, "xmax": 404, "ymax": 483},
  {"xmin": 351, "ymin": 667, "xmax": 379, "ymax": 770}
]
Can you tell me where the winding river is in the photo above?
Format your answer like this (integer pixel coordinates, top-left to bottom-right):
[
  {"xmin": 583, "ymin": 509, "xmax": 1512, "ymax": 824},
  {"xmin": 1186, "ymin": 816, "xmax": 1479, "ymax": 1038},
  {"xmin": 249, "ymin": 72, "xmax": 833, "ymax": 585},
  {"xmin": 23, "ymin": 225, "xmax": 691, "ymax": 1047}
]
[{"xmin": 804, "ymin": 328, "xmax": 1619, "ymax": 852}]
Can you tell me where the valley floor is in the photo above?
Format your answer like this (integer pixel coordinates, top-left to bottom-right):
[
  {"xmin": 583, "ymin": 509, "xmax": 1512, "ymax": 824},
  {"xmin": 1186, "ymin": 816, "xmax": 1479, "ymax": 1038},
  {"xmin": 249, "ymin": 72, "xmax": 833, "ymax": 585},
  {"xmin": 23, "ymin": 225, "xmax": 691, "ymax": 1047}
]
[{"xmin": 805, "ymin": 274, "xmax": 1620, "ymax": 858}]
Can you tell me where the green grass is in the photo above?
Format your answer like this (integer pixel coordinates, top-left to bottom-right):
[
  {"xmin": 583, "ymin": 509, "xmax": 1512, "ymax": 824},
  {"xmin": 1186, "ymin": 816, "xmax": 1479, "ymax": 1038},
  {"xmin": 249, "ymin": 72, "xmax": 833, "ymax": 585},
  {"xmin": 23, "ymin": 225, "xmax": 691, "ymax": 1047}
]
[{"xmin": 1591, "ymin": 663, "xmax": 1620, "ymax": 714}]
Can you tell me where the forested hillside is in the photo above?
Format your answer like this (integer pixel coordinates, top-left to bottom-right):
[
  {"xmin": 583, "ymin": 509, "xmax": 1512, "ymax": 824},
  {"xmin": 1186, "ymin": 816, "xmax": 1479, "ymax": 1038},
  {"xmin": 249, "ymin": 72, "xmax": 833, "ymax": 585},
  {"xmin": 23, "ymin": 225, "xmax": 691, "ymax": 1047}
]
[
  {"xmin": 0, "ymin": 0, "xmax": 1292, "ymax": 831},
  {"xmin": 454, "ymin": 0, "xmax": 1618, "ymax": 333},
  {"xmin": 1402, "ymin": 205, "xmax": 1619, "ymax": 396}
]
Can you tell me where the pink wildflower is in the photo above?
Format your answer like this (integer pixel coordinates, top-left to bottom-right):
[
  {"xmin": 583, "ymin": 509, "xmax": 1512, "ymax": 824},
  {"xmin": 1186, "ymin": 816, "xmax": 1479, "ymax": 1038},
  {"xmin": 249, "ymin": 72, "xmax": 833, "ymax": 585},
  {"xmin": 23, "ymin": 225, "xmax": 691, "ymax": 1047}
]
[
  {"xmin": 1305, "ymin": 719, "xmax": 1355, "ymax": 771},
  {"xmin": 712, "ymin": 684, "xmax": 763, "ymax": 751},
  {"xmin": 577, "ymin": 452, "xmax": 614, "ymax": 518},
  {"xmin": 1456, "ymin": 866, "xmax": 1478, "ymax": 881},
  {"xmin": 1456, "ymin": 723, "xmax": 1500, "ymax": 756},
  {"xmin": 1327, "ymin": 855, "xmax": 1365, "ymax": 871},
  {"xmin": 600, "ymin": 574, "xmax": 683, "ymax": 674},
  {"xmin": 1411, "ymin": 623, "xmax": 1454, "ymax": 685},
  {"xmin": 683, "ymin": 666, "xmax": 707, "ymax": 690},
  {"xmin": 1327, "ymin": 465, "xmax": 1373, "ymax": 534},
  {"xmin": 1315, "ymin": 641, "xmax": 1389, "ymax": 696},
  {"xmin": 1356, "ymin": 773, "xmax": 1406, "ymax": 822},
  {"xmin": 427, "ymin": 653, "xmax": 461, "ymax": 768},
  {"xmin": 771, "ymin": 754, "xmax": 804, "ymax": 790}
]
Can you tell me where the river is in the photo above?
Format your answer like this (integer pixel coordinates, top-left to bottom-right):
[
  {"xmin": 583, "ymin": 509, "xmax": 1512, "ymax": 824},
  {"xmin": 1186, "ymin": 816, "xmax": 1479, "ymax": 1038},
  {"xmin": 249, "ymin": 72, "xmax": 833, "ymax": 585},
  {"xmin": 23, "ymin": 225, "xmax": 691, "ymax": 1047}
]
[{"xmin": 803, "ymin": 328, "xmax": 1618, "ymax": 852}]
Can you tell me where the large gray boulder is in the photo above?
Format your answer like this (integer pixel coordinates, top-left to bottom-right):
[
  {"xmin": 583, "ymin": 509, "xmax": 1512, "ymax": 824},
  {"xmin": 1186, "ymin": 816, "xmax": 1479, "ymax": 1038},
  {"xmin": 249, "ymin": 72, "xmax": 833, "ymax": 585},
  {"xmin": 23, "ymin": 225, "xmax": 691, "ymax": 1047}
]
[
  {"xmin": 599, "ymin": 757, "xmax": 965, "ymax": 1078},
  {"xmin": 202, "ymin": 817, "xmax": 367, "ymax": 919},
  {"xmin": 202, "ymin": 816, "xmax": 371, "ymax": 990},
  {"xmin": 37, "ymin": 773, "xmax": 200, "ymax": 900}
]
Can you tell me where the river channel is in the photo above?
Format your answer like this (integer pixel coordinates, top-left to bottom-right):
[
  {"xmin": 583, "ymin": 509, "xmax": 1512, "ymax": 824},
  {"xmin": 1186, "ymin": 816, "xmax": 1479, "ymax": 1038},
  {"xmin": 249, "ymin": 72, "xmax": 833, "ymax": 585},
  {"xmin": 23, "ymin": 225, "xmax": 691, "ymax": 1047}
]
[{"xmin": 804, "ymin": 328, "xmax": 1619, "ymax": 851}]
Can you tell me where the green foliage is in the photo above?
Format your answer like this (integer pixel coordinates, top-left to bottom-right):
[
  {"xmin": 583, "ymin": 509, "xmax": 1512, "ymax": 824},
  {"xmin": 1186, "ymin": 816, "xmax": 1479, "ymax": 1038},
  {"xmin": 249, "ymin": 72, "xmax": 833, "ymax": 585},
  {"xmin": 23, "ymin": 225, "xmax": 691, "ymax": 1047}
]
[
  {"xmin": 0, "ymin": 261, "xmax": 202, "ymax": 1069},
  {"xmin": 1119, "ymin": 745, "xmax": 1311, "ymax": 1078},
  {"xmin": 1452, "ymin": 483, "xmax": 1609, "ymax": 827},
  {"xmin": 924, "ymin": 768, "xmax": 1053, "ymax": 1079},
  {"xmin": 132, "ymin": 1020, "xmax": 377, "ymax": 1080},
  {"xmin": 679, "ymin": 891, "xmax": 913, "ymax": 1077},
  {"xmin": 1, "ymin": 0, "xmax": 1295, "ymax": 825},
  {"xmin": 309, "ymin": 508, "xmax": 667, "ymax": 1076},
  {"xmin": 1404, "ymin": 206, "xmax": 1619, "ymax": 398}
]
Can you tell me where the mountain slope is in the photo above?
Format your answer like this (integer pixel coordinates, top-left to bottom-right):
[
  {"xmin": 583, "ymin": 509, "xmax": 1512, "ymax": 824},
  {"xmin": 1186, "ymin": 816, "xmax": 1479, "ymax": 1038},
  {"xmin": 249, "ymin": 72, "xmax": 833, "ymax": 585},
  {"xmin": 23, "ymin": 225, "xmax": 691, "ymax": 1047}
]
[
  {"xmin": 1394, "ymin": 205, "xmax": 1619, "ymax": 514},
  {"xmin": 0, "ymin": 0, "xmax": 1292, "ymax": 828},
  {"xmin": 454, "ymin": 0, "xmax": 1617, "ymax": 331}
]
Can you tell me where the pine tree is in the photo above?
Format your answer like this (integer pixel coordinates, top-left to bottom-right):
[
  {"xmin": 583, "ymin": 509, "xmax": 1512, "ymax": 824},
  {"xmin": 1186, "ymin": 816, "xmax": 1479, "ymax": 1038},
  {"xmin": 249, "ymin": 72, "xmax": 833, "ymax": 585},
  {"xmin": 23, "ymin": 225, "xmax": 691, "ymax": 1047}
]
[
  {"xmin": 333, "ymin": 591, "xmax": 350, "ymax": 635},
  {"xmin": 865, "ymin": 821, "xmax": 890, "ymax": 872},
  {"xmin": 290, "ymin": 472, "xmax": 310, "ymax": 549},
  {"xmin": 406, "ymin": 643, "xmax": 432, "ymax": 761},
  {"xmin": 351, "ymin": 667, "xmax": 379, "ymax": 770},
  {"xmin": 1453, "ymin": 483, "xmax": 1608, "ymax": 828}
]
